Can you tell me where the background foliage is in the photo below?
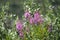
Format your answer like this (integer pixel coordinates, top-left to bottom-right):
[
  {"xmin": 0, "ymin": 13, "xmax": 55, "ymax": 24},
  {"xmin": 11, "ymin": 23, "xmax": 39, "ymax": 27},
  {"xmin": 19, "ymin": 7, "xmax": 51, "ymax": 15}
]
[{"xmin": 0, "ymin": 0, "xmax": 60, "ymax": 40}]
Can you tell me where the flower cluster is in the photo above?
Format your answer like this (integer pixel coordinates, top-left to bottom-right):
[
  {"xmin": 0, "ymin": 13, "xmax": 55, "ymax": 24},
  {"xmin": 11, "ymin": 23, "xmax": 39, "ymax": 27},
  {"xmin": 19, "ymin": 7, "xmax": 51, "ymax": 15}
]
[
  {"xmin": 24, "ymin": 10, "xmax": 44, "ymax": 24},
  {"xmin": 16, "ymin": 20, "xmax": 24, "ymax": 38},
  {"xmin": 16, "ymin": 10, "xmax": 44, "ymax": 39}
]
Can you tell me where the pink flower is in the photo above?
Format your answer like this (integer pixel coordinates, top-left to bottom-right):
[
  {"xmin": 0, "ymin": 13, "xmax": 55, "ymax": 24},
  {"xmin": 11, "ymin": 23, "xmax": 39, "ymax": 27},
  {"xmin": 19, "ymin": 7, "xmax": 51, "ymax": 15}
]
[
  {"xmin": 34, "ymin": 11, "xmax": 44, "ymax": 24},
  {"xmin": 37, "ymin": 16, "xmax": 44, "ymax": 24},
  {"xmin": 29, "ymin": 17, "xmax": 34, "ymax": 24},
  {"xmin": 19, "ymin": 31, "xmax": 24, "ymax": 38},
  {"xmin": 34, "ymin": 11, "xmax": 40, "ymax": 24},
  {"xmin": 34, "ymin": 11, "xmax": 40, "ymax": 20},
  {"xmin": 16, "ymin": 20, "xmax": 23, "ymax": 31},
  {"xmin": 24, "ymin": 11, "xmax": 31, "ymax": 19}
]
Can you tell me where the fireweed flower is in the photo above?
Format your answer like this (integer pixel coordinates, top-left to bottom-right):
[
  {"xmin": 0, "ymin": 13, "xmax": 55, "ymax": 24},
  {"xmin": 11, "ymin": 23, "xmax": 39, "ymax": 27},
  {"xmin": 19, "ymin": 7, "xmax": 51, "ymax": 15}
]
[
  {"xmin": 37, "ymin": 16, "xmax": 44, "ymax": 24},
  {"xmin": 29, "ymin": 16, "xmax": 34, "ymax": 24},
  {"xmin": 19, "ymin": 31, "xmax": 24, "ymax": 38},
  {"xmin": 34, "ymin": 11, "xmax": 40, "ymax": 24},
  {"xmin": 16, "ymin": 20, "xmax": 24, "ymax": 38},
  {"xmin": 16, "ymin": 20, "xmax": 23, "ymax": 31},
  {"xmin": 34, "ymin": 11, "xmax": 44, "ymax": 24},
  {"xmin": 34, "ymin": 11, "xmax": 40, "ymax": 20},
  {"xmin": 24, "ymin": 10, "xmax": 31, "ymax": 19}
]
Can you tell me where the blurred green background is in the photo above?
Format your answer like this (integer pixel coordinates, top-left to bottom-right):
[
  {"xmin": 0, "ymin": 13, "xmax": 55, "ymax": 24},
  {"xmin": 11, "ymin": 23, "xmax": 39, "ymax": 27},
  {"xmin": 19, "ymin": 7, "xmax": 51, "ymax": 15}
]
[{"xmin": 0, "ymin": 0, "xmax": 60, "ymax": 40}]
